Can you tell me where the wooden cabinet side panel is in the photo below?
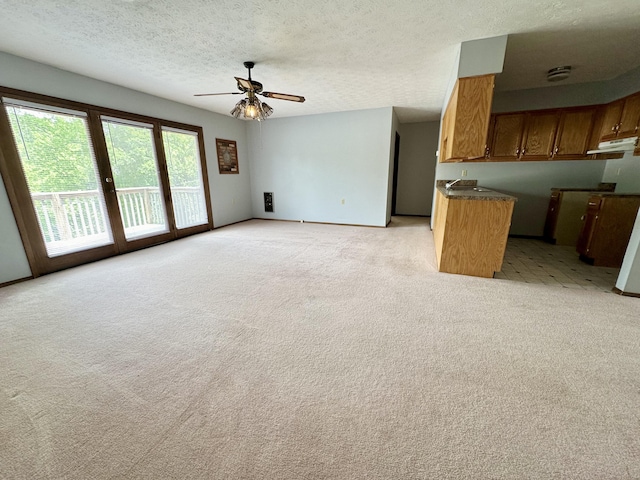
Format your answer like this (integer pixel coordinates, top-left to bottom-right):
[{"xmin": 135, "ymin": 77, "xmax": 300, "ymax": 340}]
[
  {"xmin": 439, "ymin": 81, "xmax": 459, "ymax": 163},
  {"xmin": 451, "ymin": 74, "xmax": 495, "ymax": 159},
  {"xmin": 439, "ymin": 199, "xmax": 514, "ymax": 278},
  {"xmin": 543, "ymin": 192, "xmax": 561, "ymax": 242},
  {"xmin": 432, "ymin": 190, "xmax": 449, "ymax": 269}
]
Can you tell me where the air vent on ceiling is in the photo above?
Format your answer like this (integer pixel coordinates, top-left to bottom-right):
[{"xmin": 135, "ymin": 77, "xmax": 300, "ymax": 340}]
[{"xmin": 547, "ymin": 66, "xmax": 572, "ymax": 82}]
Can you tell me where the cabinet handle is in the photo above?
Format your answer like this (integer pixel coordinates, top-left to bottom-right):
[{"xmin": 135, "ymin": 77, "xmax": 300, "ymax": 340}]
[
  {"xmin": 588, "ymin": 202, "xmax": 598, "ymax": 206},
  {"xmin": 554, "ymin": 146, "xmax": 559, "ymax": 154},
  {"xmin": 521, "ymin": 147, "xmax": 526, "ymax": 156},
  {"xmin": 581, "ymin": 215, "xmax": 586, "ymax": 221},
  {"xmin": 515, "ymin": 148, "xmax": 520, "ymax": 156}
]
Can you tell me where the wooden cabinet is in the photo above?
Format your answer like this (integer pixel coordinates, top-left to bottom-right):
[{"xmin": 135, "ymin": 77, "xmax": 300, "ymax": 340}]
[
  {"xmin": 433, "ymin": 189, "xmax": 515, "ymax": 278},
  {"xmin": 599, "ymin": 92, "xmax": 640, "ymax": 141},
  {"xmin": 576, "ymin": 195, "xmax": 640, "ymax": 268},
  {"xmin": 487, "ymin": 105, "xmax": 610, "ymax": 161},
  {"xmin": 553, "ymin": 107, "xmax": 598, "ymax": 159},
  {"xmin": 487, "ymin": 113, "xmax": 525, "ymax": 161},
  {"xmin": 439, "ymin": 74, "xmax": 494, "ymax": 162},
  {"xmin": 521, "ymin": 111, "xmax": 560, "ymax": 160},
  {"xmin": 618, "ymin": 93, "xmax": 640, "ymax": 138}
]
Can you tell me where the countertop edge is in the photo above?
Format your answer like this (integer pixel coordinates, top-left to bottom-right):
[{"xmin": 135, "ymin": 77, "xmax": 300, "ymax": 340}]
[{"xmin": 437, "ymin": 186, "xmax": 518, "ymax": 202}]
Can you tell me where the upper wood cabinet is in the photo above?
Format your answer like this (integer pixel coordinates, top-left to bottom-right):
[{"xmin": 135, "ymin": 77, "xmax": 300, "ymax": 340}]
[
  {"xmin": 487, "ymin": 113, "xmax": 525, "ymax": 161},
  {"xmin": 553, "ymin": 107, "xmax": 598, "ymax": 160},
  {"xmin": 599, "ymin": 92, "xmax": 640, "ymax": 141},
  {"xmin": 439, "ymin": 74, "xmax": 494, "ymax": 162},
  {"xmin": 487, "ymin": 106, "xmax": 604, "ymax": 161},
  {"xmin": 520, "ymin": 111, "xmax": 560, "ymax": 160}
]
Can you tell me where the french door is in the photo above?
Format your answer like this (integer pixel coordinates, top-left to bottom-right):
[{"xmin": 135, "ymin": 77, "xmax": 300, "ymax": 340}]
[{"xmin": 0, "ymin": 89, "xmax": 213, "ymax": 277}]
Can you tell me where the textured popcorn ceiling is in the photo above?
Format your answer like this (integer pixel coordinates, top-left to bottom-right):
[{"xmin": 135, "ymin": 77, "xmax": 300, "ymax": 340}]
[{"xmin": 0, "ymin": 0, "xmax": 639, "ymax": 122}]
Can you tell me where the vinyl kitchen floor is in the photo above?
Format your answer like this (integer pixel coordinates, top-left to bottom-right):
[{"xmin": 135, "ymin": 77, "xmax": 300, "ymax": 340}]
[{"xmin": 495, "ymin": 237, "xmax": 620, "ymax": 293}]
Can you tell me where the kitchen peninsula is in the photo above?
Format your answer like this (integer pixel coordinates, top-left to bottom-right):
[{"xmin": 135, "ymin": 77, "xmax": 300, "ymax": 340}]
[{"xmin": 433, "ymin": 180, "xmax": 517, "ymax": 278}]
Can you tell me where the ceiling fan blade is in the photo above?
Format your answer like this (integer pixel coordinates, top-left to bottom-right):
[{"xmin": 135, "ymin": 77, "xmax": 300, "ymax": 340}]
[
  {"xmin": 194, "ymin": 92, "xmax": 243, "ymax": 97},
  {"xmin": 235, "ymin": 77, "xmax": 253, "ymax": 91},
  {"xmin": 261, "ymin": 91, "xmax": 306, "ymax": 103}
]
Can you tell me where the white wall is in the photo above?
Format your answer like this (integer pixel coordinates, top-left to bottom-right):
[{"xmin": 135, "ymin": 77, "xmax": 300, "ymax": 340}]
[
  {"xmin": 0, "ymin": 52, "xmax": 253, "ymax": 283},
  {"xmin": 601, "ymin": 151, "xmax": 640, "ymax": 193},
  {"xmin": 458, "ymin": 35, "xmax": 508, "ymax": 79},
  {"xmin": 246, "ymin": 108, "xmax": 394, "ymax": 227},
  {"xmin": 396, "ymin": 122, "xmax": 439, "ymax": 216},
  {"xmin": 492, "ymin": 81, "xmax": 607, "ymax": 113},
  {"xmin": 0, "ymin": 149, "xmax": 31, "ymax": 283}
]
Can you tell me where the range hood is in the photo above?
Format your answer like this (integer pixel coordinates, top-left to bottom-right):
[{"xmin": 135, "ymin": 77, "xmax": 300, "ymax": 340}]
[{"xmin": 587, "ymin": 136, "xmax": 638, "ymax": 155}]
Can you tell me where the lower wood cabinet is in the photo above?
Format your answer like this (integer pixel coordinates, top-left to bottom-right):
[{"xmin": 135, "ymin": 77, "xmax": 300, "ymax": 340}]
[
  {"xmin": 543, "ymin": 185, "xmax": 617, "ymax": 246},
  {"xmin": 433, "ymin": 189, "xmax": 516, "ymax": 278},
  {"xmin": 576, "ymin": 194, "xmax": 640, "ymax": 268}
]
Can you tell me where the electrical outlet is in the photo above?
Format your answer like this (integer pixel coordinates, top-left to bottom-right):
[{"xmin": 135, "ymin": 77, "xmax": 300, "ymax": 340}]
[
  {"xmin": 341, "ymin": 198, "xmax": 345, "ymax": 205},
  {"xmin": 461, "ymin": 169, "xmax": 467, "ymax": 177}
]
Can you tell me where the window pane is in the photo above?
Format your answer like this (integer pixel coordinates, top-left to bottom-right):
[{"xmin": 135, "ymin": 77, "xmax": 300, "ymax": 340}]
[
  {"xmin": 162, "ymin": 128, "xmax": 208, "ymax": 229},
  {"xmin": 102, "ymin": 119, "xmax": 169, "ymax": 240},
  {"xmin": 5, "ymin": 102, "xmax": 113, "ymax": 257}
]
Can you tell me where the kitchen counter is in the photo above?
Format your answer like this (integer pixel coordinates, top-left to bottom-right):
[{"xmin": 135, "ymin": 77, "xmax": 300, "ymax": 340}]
[{"xmin": 433, "ymin": 182, "xmax": 517, "ymax": 278}]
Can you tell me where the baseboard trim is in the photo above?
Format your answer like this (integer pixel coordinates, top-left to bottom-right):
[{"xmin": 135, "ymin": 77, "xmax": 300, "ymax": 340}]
[
  {"xmin": 508, "ymin": 234, "xmax": 545, "ymax": 240},
  {"xmin": 257, "ymin": 218, "xmax": 385, "ymax": 229},
  {"xmin": 0, "ymin": 276, "xmax": 33, "ymax": 289},
  {"xmin": 612, "ymin": 287, "xmax": 640, "ymax": 298},
  {"xmin": 213, "ymin": 218, "xmax": 253, "ymax": 229}
]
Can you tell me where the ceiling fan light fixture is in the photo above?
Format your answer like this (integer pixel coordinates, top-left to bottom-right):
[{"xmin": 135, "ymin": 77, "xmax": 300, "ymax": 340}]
[
  {"xmin": 231, "ymin": 97, "xmax": 273, "ymax": 121},
  {"xmin": 244, "ymin": 101, "xmax": 259, "ymax": 119},
  {"xmin": 230, "ymin": 98, "xmax": 247, "ymax": 118},
  {"xmin": 262, "ymin": 102, "xmax": 273, "ymax": 118}
]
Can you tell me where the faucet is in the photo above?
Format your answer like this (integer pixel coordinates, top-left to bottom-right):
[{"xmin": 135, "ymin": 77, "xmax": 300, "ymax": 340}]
[{"xmin": 445, "ymin": 179, "xmax": 462, "ymax": 190}]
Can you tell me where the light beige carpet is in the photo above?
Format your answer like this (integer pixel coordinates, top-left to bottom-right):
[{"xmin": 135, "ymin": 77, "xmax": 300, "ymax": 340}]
[{"xmin": 1, "ymin": 217, "xmax": 639, "ymax": 479}]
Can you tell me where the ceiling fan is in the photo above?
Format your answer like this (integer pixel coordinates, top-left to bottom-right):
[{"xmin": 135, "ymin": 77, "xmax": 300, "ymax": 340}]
[{"xmin": 195, "ymin": 61, "xmax": 305, "ymax": 120}]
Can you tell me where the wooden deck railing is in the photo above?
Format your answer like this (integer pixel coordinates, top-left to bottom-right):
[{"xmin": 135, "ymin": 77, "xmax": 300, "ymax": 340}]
[{"xmin": 31, "ymin": 186, "xmax": 206, "ymax": 243}]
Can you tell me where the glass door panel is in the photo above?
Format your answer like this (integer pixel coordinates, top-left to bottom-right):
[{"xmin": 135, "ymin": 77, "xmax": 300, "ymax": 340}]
[
  {"xmin": 4, "ymin": 100, "xmax": 113, "ymax": 257},
  {"xmin": 101, "ymin": 118, "xmax": 169, "ymax": 240},
  {"xmin": 162, "ymin": 128, "xmax": 208, "ymax": 229}
]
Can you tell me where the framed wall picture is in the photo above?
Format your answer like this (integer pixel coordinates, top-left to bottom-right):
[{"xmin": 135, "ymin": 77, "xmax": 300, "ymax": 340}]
[{"xmin": 216, "ymin": 138, "xmax": 239, "ymax": 174}]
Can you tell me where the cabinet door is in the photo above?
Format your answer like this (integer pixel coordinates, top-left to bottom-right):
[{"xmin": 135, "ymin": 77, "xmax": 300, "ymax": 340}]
[
  {"xmin": 520, "ymin": 111, "xmax": 559, "ymax": 160},
  {"xmin": 617, "ymin": 93, "xmax": 640, "ymax": 138},
  {"xmin": 488, "ymin": 113, "xmax": 525, "ymax": 161},
  {"xmin": 576, "ymin": 197, "xmax": 601, "ymax": 257},
  {"xmin": 599, "ymin": 99, "xmax": 624, "ymax": 141},
  {"xmin": 543, "ymin": 191, "xmax": 561, "ymax": 242},
  {"xmin": 553, "ymin": 107, "xmax": 597, "ymax": 159}
]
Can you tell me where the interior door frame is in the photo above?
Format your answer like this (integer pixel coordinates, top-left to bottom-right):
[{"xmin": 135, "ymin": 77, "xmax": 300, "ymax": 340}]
[{"xmin": 0, "ymin": 86, "xmax": 214, "ymax": 277}]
